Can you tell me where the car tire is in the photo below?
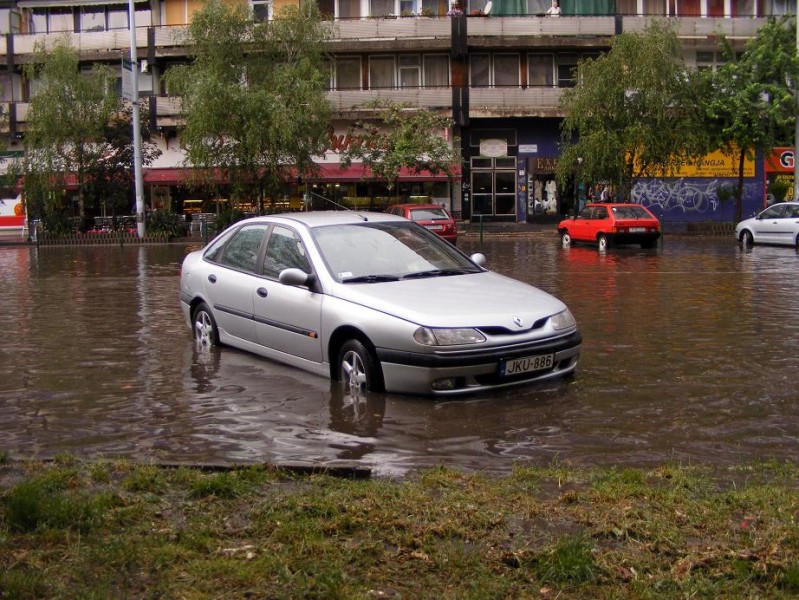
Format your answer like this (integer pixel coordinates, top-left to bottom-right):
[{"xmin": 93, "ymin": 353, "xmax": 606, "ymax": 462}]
[
  {"xmin": 337, "ymin": 339, "xmax": 384, "ymax": 394},
  {"xmin": 597, "ymin": 233, "xmax": 610, "ymax": 251},
  {"xmin": 193, "ymin": 302, "xmax": 219, "ymax": 347},
  {"xmin": 740, "ymin": 230, "xmax": 754, "ymax": 246},
  {"xmin": 560, "ymin": 231, "xmax": 572, "ymax": 248}
]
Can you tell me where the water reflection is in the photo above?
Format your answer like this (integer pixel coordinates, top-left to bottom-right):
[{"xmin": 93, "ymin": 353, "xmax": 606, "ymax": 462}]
[{"xmin": 1, "ymin": 238, "xmax": 798, "ymax": 477}]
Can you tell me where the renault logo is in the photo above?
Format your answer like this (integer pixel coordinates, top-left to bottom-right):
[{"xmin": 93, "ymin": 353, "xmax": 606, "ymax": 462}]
[{"xmin": 513, "ymin": 316, "xmax": 524, "ymax": 328}]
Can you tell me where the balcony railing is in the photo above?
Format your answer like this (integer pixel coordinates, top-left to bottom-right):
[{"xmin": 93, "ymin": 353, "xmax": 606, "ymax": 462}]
[
  {"xmin": 2, "ymin": 16, "xmax": 772, "ymax": 60},
  {"xmin": 327, "ymin": 88, "xmax": 453, "ymax": 111},
  {"xmin": 469, "ymin": 87, "xmax": 563, "ymax": 116}
]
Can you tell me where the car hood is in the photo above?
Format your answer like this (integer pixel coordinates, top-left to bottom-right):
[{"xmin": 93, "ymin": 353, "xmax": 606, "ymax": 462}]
[{"xmin": 329, "ymin": 271, "xmax": 568, "ymax": 329}]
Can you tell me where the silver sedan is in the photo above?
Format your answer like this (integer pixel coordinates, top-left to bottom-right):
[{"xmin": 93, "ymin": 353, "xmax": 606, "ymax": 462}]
[
  {"xmin": 735, "ymin": 201, "xmax": 799, "ymax": 248},
  {"xmin": 179, "ymin": 211, "xmax": 581, "ymax": 396}
]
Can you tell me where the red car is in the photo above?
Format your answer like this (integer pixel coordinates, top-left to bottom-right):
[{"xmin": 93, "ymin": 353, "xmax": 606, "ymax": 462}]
[
  {"xmin": 386, "ymin": 203, "xmax": 458, "ymax": 244},
  {"xmin": 557, "ymin": 202, "xmax": 661, "ymax": 251}
]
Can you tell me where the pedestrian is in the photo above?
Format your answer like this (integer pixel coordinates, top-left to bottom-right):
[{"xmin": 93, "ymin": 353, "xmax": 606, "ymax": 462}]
[
  {"xmin": 546, "ymin": 0, "xmax": 561, "ymax": 17},
  {"xmin": 447, "ymin": 1, "xmax": 463, "ymax": 16}
]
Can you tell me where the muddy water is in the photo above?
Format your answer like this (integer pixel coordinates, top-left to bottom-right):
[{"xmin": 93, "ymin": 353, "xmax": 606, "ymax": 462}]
[{"xmin": 1, "ymin": 237, "xmax": 797, "ymax": 477}]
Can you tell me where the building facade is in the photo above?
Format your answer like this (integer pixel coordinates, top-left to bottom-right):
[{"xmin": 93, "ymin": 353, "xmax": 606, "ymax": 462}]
[{"xmin": 0, "ymin": 0, "xmax": 795, "ymax": 230}]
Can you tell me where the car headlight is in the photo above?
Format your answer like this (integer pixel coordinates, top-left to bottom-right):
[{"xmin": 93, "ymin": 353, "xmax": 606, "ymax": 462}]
[
  {"xmin": 550, "ymin": 309, "xmax": 576, "ymax": 331},
  {"xmin": 413, "ymin": 327, "xmax": 486, "ymax": 346}
]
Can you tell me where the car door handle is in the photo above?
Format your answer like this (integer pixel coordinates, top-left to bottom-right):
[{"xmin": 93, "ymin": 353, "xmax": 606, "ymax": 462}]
[
  {"xmin": 208, "ymin": 274, "xmax": 217, "ymax": 283},
  {"xmin": 257, "ymin": 288, "xmax": 268, "ymax": 298}
]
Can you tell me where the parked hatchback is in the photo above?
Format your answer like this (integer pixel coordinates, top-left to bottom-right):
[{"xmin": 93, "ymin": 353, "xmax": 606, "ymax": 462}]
[
  {"xmin": 386, "ymin": 203, "xmax": 458, "ymax": 244},
  {"xmin": 558, "ymin": 202, "xmax": 661, "ymax": 251},
  {"xmin": 735, "ymin": 201, "xmax": 799, "ymax": 248},
  {"xmin": 179, "ymin": 212, "xmax": 581, "ymax": 397}
]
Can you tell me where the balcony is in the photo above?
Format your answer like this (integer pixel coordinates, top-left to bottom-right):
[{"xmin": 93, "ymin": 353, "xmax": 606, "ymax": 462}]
[
  {"xmin": 469, "ymin": 87, "xmax": 564, "ymax": 118},
  {"xmin": 327, "ymin": 88, "xmax": 453, "ymax": 112}
]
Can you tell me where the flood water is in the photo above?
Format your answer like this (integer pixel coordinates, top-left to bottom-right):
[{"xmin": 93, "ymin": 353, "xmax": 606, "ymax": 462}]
[{"xmin": 1, "ymin": 235, "xmax": 798, "ymax": 477}]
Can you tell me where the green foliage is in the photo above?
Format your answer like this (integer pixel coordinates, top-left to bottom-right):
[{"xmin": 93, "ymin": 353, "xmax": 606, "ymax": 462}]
[
  {"xmin": 165, "ymin": 0, "xmax": 332, "ymax": 208},
  {"xmin": 213, "ymin": 206, "xmax": 247, "ymax": 234},
  {"xmin": 146, "ymin": 209, "xmax": 184, "ymax": 238},
  {"xmin": 769, "ymin": 178, "xmax": 791, "ymax": 202},
  {"xmin": 532, "ymin": 536, "xmax": 597, "ymax": 586},
  {"xmin": 21, "ymin": 36, "xmax": 121, "ymax": 222},
  {"xmin": 2, "ymin": 474, "xmax": 118, "ymax": 533},
  {"xmin": 557, "ymin": 21, "xmax": 707, "ymax": 199},
  {"xmin": 340, "ymin": 99, "xmax": 460, "ymax": 198},
  {"xmin": 701, "ymin": 16, "xmax": 799, "ymax": 221}
]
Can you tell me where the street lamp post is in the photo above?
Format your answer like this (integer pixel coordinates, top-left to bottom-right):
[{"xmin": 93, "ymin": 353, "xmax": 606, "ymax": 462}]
[
  {"xmin": 573, "ymin": 156, "xmax": 583, "ymax": 217},
  {"xmin": 128, "ymin": 0, "xmax": 145, "ymax": 238}
]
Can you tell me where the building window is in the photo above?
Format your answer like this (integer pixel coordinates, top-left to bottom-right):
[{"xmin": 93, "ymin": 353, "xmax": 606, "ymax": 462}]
[
  {"xmin": 470, "ymin": 54, "xmax": 490, "ymax": 87},
  {"xmin": 107, "ymin": 7, "xmax": 128, "ymax": 29},
  {"xmin": 339, "ymin": 0, "xmax": 362, "ymax": 18},
  {"xmin": 494, "ymin": 54, "xmax": 520, "ymax": 88},
  {"xmin": 556, "ymin": 54, "xmax": 578, "ymax": 88},
  {"xmin": 252, "ymin": 1, "xmax": 272, "ymax": 21},
  {"xmin": 369, "ymin": 56, "xmax": 396, "ymax": 89},
  {"xmin": 528, "ymin": 54, "xmax": 554, "ymax": 87},
  {"xmin": 423, "ymin": 55, "xmax": 449, "ymax": 87},
  {"xmin": 335, "ymin": 57, "xmax": 361, "ymax": 90},
  {"xmin": 399, "ymin": 55, "xmax": 421, "ymax": 88},
  {"xmin": 370, "ymin": 0, "xmax": 394, "ymax": 16},
  {"xmin": 80, "ymin": 7, "xmax": 105, "ymax": 32}
]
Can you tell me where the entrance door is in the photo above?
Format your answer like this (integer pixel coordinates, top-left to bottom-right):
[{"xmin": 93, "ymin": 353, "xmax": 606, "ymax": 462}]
[{"xmin": 471, "ymin": 157, "xmax": 517, "ymax": 217}]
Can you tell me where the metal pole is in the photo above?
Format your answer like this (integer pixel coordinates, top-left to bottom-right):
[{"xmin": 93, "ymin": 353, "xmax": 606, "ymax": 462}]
[
  {"xmin": 128, "ymin": 0, "xmax": 146, "ymax": 238},
  {"xmin": 795, "ymin": 9, "xmax": 799, "ymax": 201}
]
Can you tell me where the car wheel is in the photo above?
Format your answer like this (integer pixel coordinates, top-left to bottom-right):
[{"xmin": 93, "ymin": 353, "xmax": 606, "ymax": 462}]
[
  {"xmin": 193, "ymin": 302, "xmax": 219, "ymax": 347},
  {"xmin": 338, "ymin": 339, "xmax": 384, "ymax": 394},
  {"xmin": 560, "ymin": 231, "xmax": 572, "ymax": 248},
  {"xmin": 740, "ymin": 230, "xmax": 753, "ymax": 246},
  {"xmin": 597, "ymin": 233, "xmax": 610, "ymax": 251}
]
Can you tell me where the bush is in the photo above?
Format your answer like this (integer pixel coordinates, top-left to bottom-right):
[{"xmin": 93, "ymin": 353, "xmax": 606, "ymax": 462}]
[
  {"xmin": 146, "ymin": 210, "xmax": 184, "ymax": 238},
  {"xmin": 213, "ymin": 207, "xmax": 247, "ymax": 234}
]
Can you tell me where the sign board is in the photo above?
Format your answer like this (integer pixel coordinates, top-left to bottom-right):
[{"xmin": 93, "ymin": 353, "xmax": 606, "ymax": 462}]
[{"xmin": 121, "ymin": 58, "xmax": 134, "ymax": 102}]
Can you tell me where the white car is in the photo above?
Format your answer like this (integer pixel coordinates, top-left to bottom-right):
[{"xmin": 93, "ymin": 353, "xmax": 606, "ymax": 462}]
[
  {"xmin": 735, "ymin": 201, "xmax": 799, "ymax": 248},
  {"xmin": 179, "ymin": 211, "xmax": 581, "ymax": 396}
]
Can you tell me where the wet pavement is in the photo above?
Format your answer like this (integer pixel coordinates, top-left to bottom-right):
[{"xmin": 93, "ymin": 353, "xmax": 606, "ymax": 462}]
[{"xmin": 1, "ymin": 234, "xmax": 798, "ymax": 477}]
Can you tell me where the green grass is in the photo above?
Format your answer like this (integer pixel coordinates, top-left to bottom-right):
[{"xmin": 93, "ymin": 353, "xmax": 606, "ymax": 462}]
[{"xmin": 1, "ymin": 457, "xmax": 798, "ymax": 598}]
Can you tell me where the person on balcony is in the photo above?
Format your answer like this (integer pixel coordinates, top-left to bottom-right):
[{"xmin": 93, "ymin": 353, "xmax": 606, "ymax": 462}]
[{"xmin": 546, "ymin": 0, "xmax": 561, "ymax": 16}]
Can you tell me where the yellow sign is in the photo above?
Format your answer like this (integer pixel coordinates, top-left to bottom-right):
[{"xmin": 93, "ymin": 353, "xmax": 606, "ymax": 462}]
[{"xmin": 645, "ymin": 148, "xmax": 755, "ymax": 178}]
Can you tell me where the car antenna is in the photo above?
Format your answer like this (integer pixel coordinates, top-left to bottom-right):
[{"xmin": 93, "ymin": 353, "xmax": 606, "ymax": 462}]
[{"xmin": 308, "ymin": 191, "xmax": 368, "ymax": 220}]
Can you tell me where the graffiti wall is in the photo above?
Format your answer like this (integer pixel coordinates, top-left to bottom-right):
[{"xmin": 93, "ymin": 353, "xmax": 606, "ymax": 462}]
[{"xmin": 632, "ymin": 178, "xmax": 763, "ymax": 223}]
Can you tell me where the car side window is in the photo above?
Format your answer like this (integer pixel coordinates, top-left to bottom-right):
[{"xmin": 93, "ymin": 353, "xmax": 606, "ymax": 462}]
[
  {"xmin": 763, "ymin": 205, "xmax": 787, "ymax": 219},
  {"xmin": 593, "ymin": 207, "xmax": 608, "ymax": 220},
  {"xmin": 262, "ymin": 226, "xmax": 311, "ymax": 279},
  {"xmin": 578, "ymin": 207, "xmax": 592, "ymax": 220},
  {"xmin": 214, "ymin": 225, "xmax": 267, "ymax": 273}
]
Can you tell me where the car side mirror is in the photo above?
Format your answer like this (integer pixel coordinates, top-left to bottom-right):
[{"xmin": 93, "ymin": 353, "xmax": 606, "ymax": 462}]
[
  {"xmin": 470, "ymin": 253, "xmax": 487, "ymax": 267},
  {"xmin": 279, "ymin": 268, "xmax": 313, "ymax": 287}
]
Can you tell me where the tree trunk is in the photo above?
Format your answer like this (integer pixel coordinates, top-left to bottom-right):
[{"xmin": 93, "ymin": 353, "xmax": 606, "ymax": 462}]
[{"xmin": 735, "ymin": 149, "xmax": 745, "ymax": 224}]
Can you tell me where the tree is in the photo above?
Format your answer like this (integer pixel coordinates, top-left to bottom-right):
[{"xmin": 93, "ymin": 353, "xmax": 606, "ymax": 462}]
[
  {"xmin": 21, "ymin": 36, "xmax": 120, "ymax": 229},
  {"xmin": 555, "ymin": 21, "xmax": 707, "ymax": 202},
  {"xmin": 165, "ymin": 0, "xmax": 332, "ymax": 213},
  {"xmin": 339, "ymin": 99, "xmax": 460, "ymax": 201},
  {"xmin": 84, "ymin": 104, "xmax": 161, "ymax": 230},
  {"xmin": 701, "ymin": 17, "xmax": 799, "ymax": 223}
]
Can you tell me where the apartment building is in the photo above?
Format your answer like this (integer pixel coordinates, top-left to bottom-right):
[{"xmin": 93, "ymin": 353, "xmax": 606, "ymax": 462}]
[{"xmin": 0, "ymin": 0, "xmax": 794, "ymax": 227}]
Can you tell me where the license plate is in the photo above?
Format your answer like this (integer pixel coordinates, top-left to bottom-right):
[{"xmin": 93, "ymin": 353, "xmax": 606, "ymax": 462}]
[
  {"xmin": 426, "ymin": 224, "xmax": 444, "ymax": 231},
  {"xmin": 501, "ymin": 353, "xmax": 554, "ymax": 377},
  {"xmin": 628, "ymin": 227, "xmax": 646, "ymax": 233}
]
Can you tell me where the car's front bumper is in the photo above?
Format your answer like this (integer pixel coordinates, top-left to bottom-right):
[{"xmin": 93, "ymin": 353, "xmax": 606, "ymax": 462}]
[{"xmin": 376, "ymin": 330, "xmax": 582, "ymax": 395}]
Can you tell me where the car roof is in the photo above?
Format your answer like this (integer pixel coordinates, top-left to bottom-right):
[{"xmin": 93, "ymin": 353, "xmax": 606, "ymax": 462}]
[
  {"xmin": 586, "ymin": 202, "xmax": 648, "ymax": 208},
  {"xmin": 236, "ymin": 210, "xmax": 407, "ymax": 229},
  {"xmin": 388, "ymin": 203, "xmax": 449, "ymax": 210}
]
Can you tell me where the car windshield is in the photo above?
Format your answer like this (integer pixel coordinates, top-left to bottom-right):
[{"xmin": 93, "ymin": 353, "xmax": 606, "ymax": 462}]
[
  {"xmin": 611, "ymin": 206, "xmax": 652, "ymax": 219},
  {"xmin": 312, "ymin": 222, "xmax": 479, "ymax": 283}
]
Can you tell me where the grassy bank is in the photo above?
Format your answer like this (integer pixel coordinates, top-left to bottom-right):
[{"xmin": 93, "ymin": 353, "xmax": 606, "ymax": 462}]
[{"xmin": 1, "ymin": 453, "xmax": 798, "ymax": 599}]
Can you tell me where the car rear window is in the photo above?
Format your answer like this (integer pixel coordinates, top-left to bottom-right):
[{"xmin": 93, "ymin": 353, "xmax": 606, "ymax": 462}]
[
  {"xmin": 410, "ymin": 208, "xmax": 449, "ymax": 221},
  {"xmin": 611, "ymin": 206, "xmax": 652, "ymax": 219}
]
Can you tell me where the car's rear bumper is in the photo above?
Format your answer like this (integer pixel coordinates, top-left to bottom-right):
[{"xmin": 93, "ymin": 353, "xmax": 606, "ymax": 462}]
[{"xmin": 376, "ymin": 331, "xmax": 582, "ymax": 395}]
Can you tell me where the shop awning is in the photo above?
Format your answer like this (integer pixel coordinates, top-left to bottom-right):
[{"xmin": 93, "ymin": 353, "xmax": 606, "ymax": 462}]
[{"xmin": 144, "ymin": 164, "xmax": 459, "ymax": 186}]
